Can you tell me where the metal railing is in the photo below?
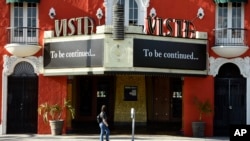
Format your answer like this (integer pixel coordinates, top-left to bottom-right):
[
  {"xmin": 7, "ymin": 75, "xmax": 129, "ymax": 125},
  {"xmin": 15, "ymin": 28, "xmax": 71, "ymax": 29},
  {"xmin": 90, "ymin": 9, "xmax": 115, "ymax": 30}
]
[
  {"xmin": 213, "ymin": 28, "xmax": 247, "ymax": 46},
  {"xmin": 6, "ymin": 27, "xmax": 40, "ymax": 45}
]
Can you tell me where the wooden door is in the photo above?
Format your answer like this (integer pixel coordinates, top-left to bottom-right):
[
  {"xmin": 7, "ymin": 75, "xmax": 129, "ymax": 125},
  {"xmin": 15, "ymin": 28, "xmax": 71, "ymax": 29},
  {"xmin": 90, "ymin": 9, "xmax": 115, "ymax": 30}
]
[{"xmin": 153, "ymin": 77, "xmax": 170, "ymax": 121}]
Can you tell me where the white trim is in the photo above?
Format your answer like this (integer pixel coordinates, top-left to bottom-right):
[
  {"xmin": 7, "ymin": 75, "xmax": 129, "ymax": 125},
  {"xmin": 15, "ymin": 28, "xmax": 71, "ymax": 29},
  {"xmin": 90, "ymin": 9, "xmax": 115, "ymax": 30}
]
[
  {"xmin": 10, "ymin": 3, "xmax": 39, "ymax": 43},
  {"xmin": 11, "ymin": 3, "xmax": 39, "ymax": 28},
  {"xmin": 0, "ymin": 73, "xmax": 7, "ymax": 135},
  {"xmin": 0, "ymin": 55, "xmax": 42, "ymax": 135},
  {"xmin": 215, "ymin": 2, "xmax": 245, "ymax": 43},
  {"xmin": 43, "ymin": 67, "xmax": 208, "ymax": 76},
  {"xmin": 215, "ymin": 3, "xmax": 244, "ymax": 29}
]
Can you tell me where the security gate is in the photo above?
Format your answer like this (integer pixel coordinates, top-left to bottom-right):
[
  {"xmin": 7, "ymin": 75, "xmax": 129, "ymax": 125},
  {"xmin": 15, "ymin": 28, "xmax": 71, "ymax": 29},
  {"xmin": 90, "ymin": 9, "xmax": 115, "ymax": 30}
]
[
  {"xmin": 6, "ymin": 62, "xmax": 38, "ymax": 134},
  {"xmin": 214, "ymin": 78, "xmax": 246, "ymax": 136}
]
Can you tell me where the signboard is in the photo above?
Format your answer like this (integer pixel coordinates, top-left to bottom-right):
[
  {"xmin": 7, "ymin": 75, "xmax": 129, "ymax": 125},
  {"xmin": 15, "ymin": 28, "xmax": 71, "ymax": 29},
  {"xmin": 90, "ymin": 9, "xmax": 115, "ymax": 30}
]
[
  {"xmin": 54, "ymin": 17, "xmax": 94, "ymax": 37},
  {"xmin": 145, "ymin": 17, "xmax": 196, "ymax": 38},
  {"xmin": 124, "ymin": 86, "xmax": 137, "ymax": 101},
  {"xmin": 133, "ymin": 39, "xmax": 207, "ymax": 70},
  {"xmin": 44, "ymin": 39, "xmax": 104, "ymax": 69}
]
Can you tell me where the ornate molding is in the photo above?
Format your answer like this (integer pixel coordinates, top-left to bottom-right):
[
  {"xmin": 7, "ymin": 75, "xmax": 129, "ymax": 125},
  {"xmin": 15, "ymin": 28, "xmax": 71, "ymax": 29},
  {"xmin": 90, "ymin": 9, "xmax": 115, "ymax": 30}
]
[
  {"xmin": 209, "ymin": 57, "xmax": 250, "ymax": 78},
  {"xmin": 3, "ymin": 55, "xmax": 43, "ymax": 76},
  {"xmin": 141, "ymin": 0, "xmax": 150, "ymax": 7}
]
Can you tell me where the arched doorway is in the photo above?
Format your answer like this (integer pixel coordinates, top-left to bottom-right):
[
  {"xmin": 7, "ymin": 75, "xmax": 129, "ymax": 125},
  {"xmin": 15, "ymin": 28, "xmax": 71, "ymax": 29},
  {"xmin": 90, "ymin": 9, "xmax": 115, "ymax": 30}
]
[
  {"xmin": 214, "ymin": 63, "xmax": 246, "ymax": 136},
  {"xmin": 7, "ymin": 62, "xmax": 38, "ymax": 134}
]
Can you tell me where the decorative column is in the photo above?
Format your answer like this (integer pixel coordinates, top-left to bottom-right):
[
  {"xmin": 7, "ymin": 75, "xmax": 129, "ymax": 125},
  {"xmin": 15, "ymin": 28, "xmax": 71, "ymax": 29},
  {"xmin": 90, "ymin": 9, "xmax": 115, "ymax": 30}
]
[
  {"xmin": 141, "ymin": 0, "xmax": 150, "ymax": 33},
  {"xmin": 103, "ymin": 0, "xmax": 113, "ymax": 25}
]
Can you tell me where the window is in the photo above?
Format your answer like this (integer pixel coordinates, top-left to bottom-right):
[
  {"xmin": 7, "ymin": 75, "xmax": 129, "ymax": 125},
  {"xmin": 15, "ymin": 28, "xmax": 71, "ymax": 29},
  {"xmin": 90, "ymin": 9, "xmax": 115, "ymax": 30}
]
[
  {"xmin": 104, "ymin": 0, "xmax": 147, "ymax": 26},
  {"xmin": 129, "ymin": 0, "xmax": 138, "ymax": 25},
  {"xmin": 119, "ymin": 0, "xmax": 138, "ymax": 25},
  {"xmin": 11, "ymin": 3, "xmax": 38, "ymax": 43},
  {"xmin": 216, "ymin": 2, "xmax": 244, "ymax": 45}
]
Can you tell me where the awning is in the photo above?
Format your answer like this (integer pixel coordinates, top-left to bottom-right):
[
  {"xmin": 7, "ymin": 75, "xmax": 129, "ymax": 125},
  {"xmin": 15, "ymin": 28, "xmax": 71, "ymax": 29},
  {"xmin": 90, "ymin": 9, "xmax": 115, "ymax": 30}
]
[
  {"xmin": 214, "ymin": 0, "xmax": 247, "ymax": 3},
  {"xmin": 6, "ymin": 0, "xmax": 40, "ymax": 3}
]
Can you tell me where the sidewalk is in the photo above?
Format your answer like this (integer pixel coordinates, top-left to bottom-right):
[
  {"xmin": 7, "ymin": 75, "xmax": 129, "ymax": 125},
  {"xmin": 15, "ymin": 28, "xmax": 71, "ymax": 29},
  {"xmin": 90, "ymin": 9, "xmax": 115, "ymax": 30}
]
[{"xmin": 0, "ymin": 134, "xmax": 229, "ymax": 141}]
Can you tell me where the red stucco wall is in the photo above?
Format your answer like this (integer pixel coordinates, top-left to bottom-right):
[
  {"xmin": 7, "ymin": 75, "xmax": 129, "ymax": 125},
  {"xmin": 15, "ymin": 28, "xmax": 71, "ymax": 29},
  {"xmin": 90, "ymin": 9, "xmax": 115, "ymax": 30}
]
[
  {"xmin": 149, "ymin": 0, "xmax": 216, "ymax": 55},
  {"xmin": 37, "ymin": 75, "xmax": 67, "ymax": 134},
  {"xmin": 243, "ymin": 3, "xmax": 250, "ymax": 56},
  {"xmin": 1, "ymin": 0, "xmax": 250, "ymax": 136},
  {"xmin": 183, "ymin": 76, "xmax": 214, "ymax": 136},
  {"xmin": 39, "ymin": 0, "xmax": 104, "ymax": 31},
  {"xmin": 0, "ymin": 0, "xmax": 217, "ymax": 135},
  {"xmin": 149, "ymin": 0, "xmax": 216, "ymax": 136},
  {"xmin": 0, "ymin": 0, "xmax": 10, "ymax": 125},
  {"xmin": 37, "ymin": 0, "xmax": 104, "ymax": 134}
]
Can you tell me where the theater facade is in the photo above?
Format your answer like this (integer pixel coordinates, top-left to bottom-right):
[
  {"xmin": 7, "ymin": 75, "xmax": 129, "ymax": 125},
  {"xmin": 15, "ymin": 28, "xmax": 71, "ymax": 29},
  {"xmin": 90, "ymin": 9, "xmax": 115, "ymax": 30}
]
[{"xmin": 0, "ymin": 0, "xmax": 250, "ymax": 137}]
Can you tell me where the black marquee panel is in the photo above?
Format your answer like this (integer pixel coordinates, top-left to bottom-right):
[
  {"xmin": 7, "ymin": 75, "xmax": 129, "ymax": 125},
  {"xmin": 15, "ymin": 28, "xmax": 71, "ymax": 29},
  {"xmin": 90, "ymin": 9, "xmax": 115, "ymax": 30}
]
[
  {"xmin": 44, "ymin": 39, "xmax": 104, "ymax": 69},
  {"xmin": 133, "ymin": 39, "xmax": 207, "ymax": 70}
]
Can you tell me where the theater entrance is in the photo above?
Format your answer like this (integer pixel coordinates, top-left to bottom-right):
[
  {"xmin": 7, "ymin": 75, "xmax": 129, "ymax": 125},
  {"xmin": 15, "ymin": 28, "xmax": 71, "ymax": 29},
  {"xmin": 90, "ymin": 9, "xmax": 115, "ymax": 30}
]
[{"xmin": 72, "ymin": 76, "xmax": 115, "ymax": 132}]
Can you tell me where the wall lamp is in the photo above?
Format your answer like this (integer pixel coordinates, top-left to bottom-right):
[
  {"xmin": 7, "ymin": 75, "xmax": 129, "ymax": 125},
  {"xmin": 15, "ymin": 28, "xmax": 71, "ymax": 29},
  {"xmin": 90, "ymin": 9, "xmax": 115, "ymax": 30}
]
[
  {"xmin": 192, "ymin": 7, "xmax": 205, "ymax": 22},
  {"xmin": 96, "ymin": 8, "xmax": 103, "ymax": 25},
  {"xmin": 49, "ymin": 7, "xmax": 56, "ymax": 19},
  {"xmin": 197, "ymin": 7, "xmax": 205, "ymax": 19},
  {"xmin": 149, "ymin": 8, "xmax": 156, "ymax": 18}
]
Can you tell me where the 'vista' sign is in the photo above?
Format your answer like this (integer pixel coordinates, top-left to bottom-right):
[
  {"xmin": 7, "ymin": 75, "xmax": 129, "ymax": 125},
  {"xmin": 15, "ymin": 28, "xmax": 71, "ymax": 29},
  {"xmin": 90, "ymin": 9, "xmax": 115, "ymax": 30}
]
[
  {"xmin": 145, "ymin": 17, "xmax": 196, "ymax": 39},
  {"xmin": 54, "ymin": 16, "xmax": 196, "ymax": 39},
  {"xmin": 54, "ymin": 17, "xmax": 94, "ymax": 37}
]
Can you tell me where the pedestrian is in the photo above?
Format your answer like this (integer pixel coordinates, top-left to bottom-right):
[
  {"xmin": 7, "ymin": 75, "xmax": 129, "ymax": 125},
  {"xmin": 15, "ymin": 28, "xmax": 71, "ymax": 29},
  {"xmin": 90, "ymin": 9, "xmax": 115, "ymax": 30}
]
[{"xmin": 99, "ymin": 105, "xmax": 110, "ymax": 141}]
